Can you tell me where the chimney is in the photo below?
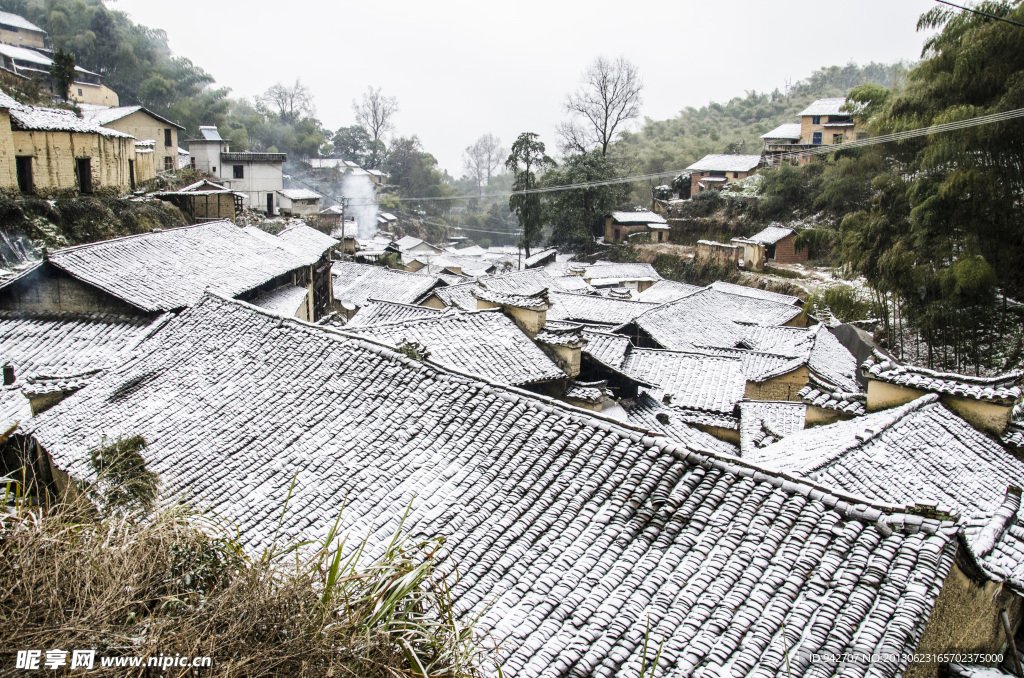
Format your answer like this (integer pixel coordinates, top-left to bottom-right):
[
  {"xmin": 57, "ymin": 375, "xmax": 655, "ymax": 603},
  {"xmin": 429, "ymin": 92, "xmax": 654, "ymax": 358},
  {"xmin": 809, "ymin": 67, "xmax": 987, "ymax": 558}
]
[
  {"xmin": 534, "ymin": 325, "xmax": 585, "ymax": 378},
  {"xmin": 473, "ymin": 286, "xmax": 551, "ymax": 338},
  {"xmin": 3, "ymin": 364, "xmax": 14, "ymax": 386}
]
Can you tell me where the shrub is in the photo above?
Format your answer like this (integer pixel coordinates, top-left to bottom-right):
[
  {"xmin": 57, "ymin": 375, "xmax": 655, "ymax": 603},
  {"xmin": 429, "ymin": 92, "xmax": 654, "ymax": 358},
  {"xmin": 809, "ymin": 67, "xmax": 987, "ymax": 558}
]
[{"xmin": 805, "ymin": 284, "xmax": 871, "ymax": 322}]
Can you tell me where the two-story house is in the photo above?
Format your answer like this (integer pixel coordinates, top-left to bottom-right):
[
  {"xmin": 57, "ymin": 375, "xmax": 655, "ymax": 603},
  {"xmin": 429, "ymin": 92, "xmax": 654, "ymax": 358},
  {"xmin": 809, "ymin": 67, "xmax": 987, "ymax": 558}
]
[{"xmin": 186, "ymin": 125, "xmax": 285, "ymax": 215}]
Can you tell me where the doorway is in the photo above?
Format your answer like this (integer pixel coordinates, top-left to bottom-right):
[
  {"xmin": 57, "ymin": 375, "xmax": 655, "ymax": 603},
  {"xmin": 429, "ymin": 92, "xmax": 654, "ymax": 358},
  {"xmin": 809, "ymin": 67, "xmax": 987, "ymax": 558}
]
[
  {"xmin": 15, "ymin": 156, "xmax": 32, "ymax": 193},
  {"xmin": 76, "ymin": 158, "xmax": 92, "ymax": 193},
  {"xmin": 266, "ymin": 193, "xmax": 274, "ymax": 215}
]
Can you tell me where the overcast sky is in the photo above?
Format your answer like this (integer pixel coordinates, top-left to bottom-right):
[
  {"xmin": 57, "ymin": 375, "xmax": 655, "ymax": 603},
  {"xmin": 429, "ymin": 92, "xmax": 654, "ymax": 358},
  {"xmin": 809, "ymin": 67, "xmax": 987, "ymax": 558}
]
[{"xmin": 113, "ymin": 0, "xmax": 938, "ymax": 175}]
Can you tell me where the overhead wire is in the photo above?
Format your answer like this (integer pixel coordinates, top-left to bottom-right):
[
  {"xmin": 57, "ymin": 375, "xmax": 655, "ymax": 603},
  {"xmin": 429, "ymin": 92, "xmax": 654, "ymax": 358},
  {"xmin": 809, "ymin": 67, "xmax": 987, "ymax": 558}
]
[
  {"xmin": 341, "ymin": 106, "xmax": 1024, "ymax": 206},
  {"xmin": 932, "ymin": 0, "xmax": 1024, "ymax": 28}
]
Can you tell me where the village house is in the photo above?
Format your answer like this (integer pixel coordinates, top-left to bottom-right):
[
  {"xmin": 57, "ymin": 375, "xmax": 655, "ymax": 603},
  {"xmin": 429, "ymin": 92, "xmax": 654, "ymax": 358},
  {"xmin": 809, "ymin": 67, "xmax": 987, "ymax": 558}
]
[
  {"xmin": 186, "ymin": 125, "xmax": 285, "ymax": 215},
  {"xmin": 760, "ymin": 98, "xmax": 865, "ymax": 166},
  {"xmin": 0, "ymin": 220, "xmax": 336, "ymax": 321},
  {"xmin": 0, "ymin": 39, "xmax": 120, "ymax": 108},
  {"xmin": 331, "ymin": 260, "xmax": 447, "ymax": 316},
  {"xmin": 740, "ymin": 225, "xmax": 807, "ymax": 264},
  {"xmin": 0, "ymin": 89, "xmax": 137, "ymax": 193},
  {"xmin": 0, "ymin": 9, "xmax": 46, "ymax": 48},
  {"xmin": 686, "ymin": 154, "xmax": 762, "ymax": 195},
  {"xmin": 276, "ymin": 188, "xmax": 322, "ymax": 216},
  {"xmin": 760, "ymin": 122, "xmax": 803, "ymax": 165},
  {"xmin": 81, "ymin": 105, "xmax": 184, "ymax": 173},
  {"xmin": 18, "ymin": 290, "xmax": 1000, "ymax": 678},
  {"xmin": 603, "ymin": 210, "xmax": 670, "ymax": 244}
]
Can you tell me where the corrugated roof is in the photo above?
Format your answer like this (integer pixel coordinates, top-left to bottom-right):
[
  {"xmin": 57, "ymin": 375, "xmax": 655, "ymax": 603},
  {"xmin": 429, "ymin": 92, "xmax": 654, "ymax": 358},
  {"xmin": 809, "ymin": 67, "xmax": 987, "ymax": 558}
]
[
  {"xmin": 344, "ymin": 309, "xmax": 565, "ymax": 386},
  {"xmin": 686, "ymin": 154, "xmax": 762, "ymax": 172},
  {"xmin": 39, "ymin": 221, "xmax": 317, "ymax": 313},
  {"xmin": 760, "ymin": 122, "xmax": 802, "ymax": 140},
  {"xmin": 26, "ymin": 292, "xmax": 960, "ymax": 678}
]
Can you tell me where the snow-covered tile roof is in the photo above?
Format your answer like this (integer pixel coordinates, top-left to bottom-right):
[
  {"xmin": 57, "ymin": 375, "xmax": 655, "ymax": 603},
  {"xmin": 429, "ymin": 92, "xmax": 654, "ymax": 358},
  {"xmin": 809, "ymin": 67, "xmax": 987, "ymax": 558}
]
[
  {"xmin": 632, "ymin": 289, "xmax": 804, "ymax": 352},
  {"xmin": 747, "ymin": 225, "xmax": 795, "ymax": 245},
  {"xmin": 799, "ymin": 97, "xmax": 849, "ymax": 116},
  {"xmin": 26, "ymin": 292, "xmax": 958, "ymax": 678},
  {"xmin": 548, "ymin": 291, "xmax": 658, "ymax": 326},
  {"xmin": 1003, "ymin": 402, "xmax": 1023, "ymax": 449},
  {"xmin": 609, "ymin": 210, "xmax": 667, "ymax": 225},
  {"xmin": 0, "ymin": 311, "xmax": 162, "ymax": 382},
  {"xmin": 947, "ymin": 664, "xmax": 1016, "ymax": 678},
  {"xmin": 695, "ymin": 347, "xmax": 805, "ymax": 383},
  {"xmin": 709, "ymin": 280, "xmax": 802, "ymax": 306},
  {"xmin": 622, "ymin": 348, "xmax": 746, "ymax": 414},
  {"xmin": 635, "ymin": 279, "xmax": 703, "ymax": 303},
  {"xmin": 251, "ymin": 285, "xmax": 308, "ymax": 318},
  {"xmin": 0, "ymin": 386, "xmax": 31, "ymax": 439},
  {"xmin": 582, "ymin": 262, "xmax": 662, "ymax": 283},
  {"xmin": 473, "ymin": 286, "xmax": 550, "ymax": 310},
  {"xmin": 277, "ymin": 188, "xmax": 322, "ymax": 201},
  {"xmin": 276, "ymin": 223, "xmax": 337, "ymax": 260},
  {"xmin": 754, "ymin": 395, "xmax": 1024, "ymax": 516},
  {"xmin": 331, "ymin": 261, "xmax": 445, "ymax": 308},
  {"xmin": 33, "ymin": 222, "xmax": 319, "ymax": 313},
  {"xmin": 798, "ymin": 377, "xmax": 867, "ymax": 415},
  {"xmin": 1, "ymin": 90, "xmax": 135, "ymax": 138},
  {"xmin": 862, "ymin": 352, "xmax": 1023, "ymax": 403},
  {"xmin": 344, "ymin": 299, "xmax": 445, "ymax": 328},
  {"xmin": 738, "ymin": 399, "xmax": 806, "ymax": 455},
  {"xmin": 0, "ymin": 10, "xmax": 45, "ymax": 32},
  {"xmin": 582, "ymin": 329, "xmax": 632, "ymax": 369},
  {"xmin": 81, "ymin": 105, "xmax": 184, "ymax": 129},
  {"xmin": 686, "ymin": 154, "xmax": 763, "ymax": 172},
  {"xmin": 344, "ymin": 309, "xmax": 564, "ymax": 387},
  {"xmin": 760, "ymin": 122, "xmax": 802, "ymax": 140},
  {"xmin": 806, "ymin": 324, "xmax": 859, "ymax": 392}
]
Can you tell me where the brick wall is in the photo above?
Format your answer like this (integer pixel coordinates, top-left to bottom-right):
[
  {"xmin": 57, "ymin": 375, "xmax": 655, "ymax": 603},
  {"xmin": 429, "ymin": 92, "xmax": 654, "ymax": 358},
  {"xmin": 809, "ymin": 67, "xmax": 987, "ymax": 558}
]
[{"xmin": 772, "ymin": 233, "xmax": 807, "ymax": 264}]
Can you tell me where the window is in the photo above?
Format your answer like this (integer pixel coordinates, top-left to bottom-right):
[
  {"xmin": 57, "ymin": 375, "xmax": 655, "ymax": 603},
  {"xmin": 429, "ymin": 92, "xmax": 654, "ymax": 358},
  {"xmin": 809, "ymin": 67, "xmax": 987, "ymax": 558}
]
[
  {"xmin": 832, "ymin": 134, "xmax": 844, "ymax": 145},
  {"xmin": 76, "ymin": 158, "xmax": 92, "ymax": 193},
  {"xmin": 15, "ymin": 156, "xmax": 33, "ymax": 193},
  {"xmin": 233, "ymin": 165, "xmax": 244, "ymax": 179},
  {"xmin": 812, "ymin": 132, "xmax": 822, "ymax": 145},
  {"xmin": 190, "ymin": 157, "xmax": 196, "ymax": 169},
  {"xmin": 164, "ymin": 156, "xmax": 174, "ymax": 171},
  {"xmin": 732, "ymin": 171, "xmax": 739, "ymax": 178},
  {"xmin": 212, "ymin": 166, "xmax": 216, "ymax": 174},
  {"xmin": 811, "ymin": 115, "xmax": 821, "ymax": 125},
  {"xmin": 164, "ymin": 128, "xmax": 172, "ymax": 147},
  {"xmin": 77, "ymin": 88, "xmax": 82, "ymax": 96}
]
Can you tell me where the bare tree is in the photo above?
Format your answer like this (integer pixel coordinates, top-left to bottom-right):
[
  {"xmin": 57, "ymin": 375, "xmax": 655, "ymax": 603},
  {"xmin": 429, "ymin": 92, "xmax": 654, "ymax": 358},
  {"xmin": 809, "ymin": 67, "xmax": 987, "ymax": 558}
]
[
  {"xmin": 560, "ymin": 56, "xmax": 643, "ymax": 156},
  {"xmin": 463, "ymin": 133, "xmax": 506, "ymax": 194},
  {"xmin": 261, "ymin": 78, "xmax": 316, "ymax": 119},
  {"xmin": 353, "ymin": 86, "xmax": 399, "ymax": 169}
]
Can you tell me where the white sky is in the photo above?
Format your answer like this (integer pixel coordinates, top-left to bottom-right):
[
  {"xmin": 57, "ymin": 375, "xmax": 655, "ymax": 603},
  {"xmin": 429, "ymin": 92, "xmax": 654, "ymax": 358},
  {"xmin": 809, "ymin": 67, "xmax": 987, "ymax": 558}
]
[{"xmin": 112, "ymin": 0, "xmax": 938, "ymax": 175}]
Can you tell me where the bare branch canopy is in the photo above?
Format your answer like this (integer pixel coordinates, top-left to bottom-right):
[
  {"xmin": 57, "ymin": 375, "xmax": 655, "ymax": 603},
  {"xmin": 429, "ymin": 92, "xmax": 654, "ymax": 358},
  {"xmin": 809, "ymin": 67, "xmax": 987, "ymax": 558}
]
[{"xmin": 561, "ymin": 56, "xmax": 643, "ymax": 156}]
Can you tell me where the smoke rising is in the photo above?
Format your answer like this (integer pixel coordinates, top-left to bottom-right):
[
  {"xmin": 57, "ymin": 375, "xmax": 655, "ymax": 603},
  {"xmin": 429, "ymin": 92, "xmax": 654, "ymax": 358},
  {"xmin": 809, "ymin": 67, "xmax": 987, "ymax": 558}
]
[{"xmin": 341, "ymin": 173, "xmax": 379, "ymax": 238}]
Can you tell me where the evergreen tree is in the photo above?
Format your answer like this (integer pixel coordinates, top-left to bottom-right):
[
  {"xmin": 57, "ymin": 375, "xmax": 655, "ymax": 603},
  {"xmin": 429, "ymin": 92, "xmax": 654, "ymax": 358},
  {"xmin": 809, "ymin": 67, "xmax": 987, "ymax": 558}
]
[{"xmin": 505, "ymin": 133, "xmax": 555, "ymax": 258}]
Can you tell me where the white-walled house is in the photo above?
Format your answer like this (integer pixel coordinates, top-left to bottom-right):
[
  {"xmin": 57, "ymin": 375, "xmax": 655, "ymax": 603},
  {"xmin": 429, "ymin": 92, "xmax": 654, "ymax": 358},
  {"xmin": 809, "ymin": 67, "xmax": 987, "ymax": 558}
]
[
  {"xmin": 186, "ymin": 126, "xmax": 285, "ymax": 215},
  {"xmin": 277, "ymin": 188, "xmax": 321, "ymax": 216}
]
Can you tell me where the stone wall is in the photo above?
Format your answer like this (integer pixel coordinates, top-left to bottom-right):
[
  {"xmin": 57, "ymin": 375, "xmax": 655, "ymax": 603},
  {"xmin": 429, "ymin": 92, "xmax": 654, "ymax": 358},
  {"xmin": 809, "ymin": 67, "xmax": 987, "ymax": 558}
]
[
  {"xmin": 744, "ymin": 366, "xmax": 811, "ymax": 401},
  {"xmin": 695, "ymin": 240, "xmax": 740, "ymax": 268}
]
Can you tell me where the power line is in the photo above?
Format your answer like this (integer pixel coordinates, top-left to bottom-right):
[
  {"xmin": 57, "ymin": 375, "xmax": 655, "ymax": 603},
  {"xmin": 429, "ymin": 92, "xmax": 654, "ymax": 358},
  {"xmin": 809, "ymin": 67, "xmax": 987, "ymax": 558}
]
[
  {"xmin": 933, "ymin": 0, "xmax": 1024, "ymax": 28},
  {"xmin": 342, "ymin": 106, "xmax": 1024, "ymax": 206}
]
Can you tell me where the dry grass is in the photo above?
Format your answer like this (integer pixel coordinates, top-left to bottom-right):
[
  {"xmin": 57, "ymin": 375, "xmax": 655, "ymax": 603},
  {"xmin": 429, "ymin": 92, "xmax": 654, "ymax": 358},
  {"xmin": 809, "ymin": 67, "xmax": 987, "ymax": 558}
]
[{"xmin": 0, "ymin": 469, "xmax": 496, "ymax": 677}]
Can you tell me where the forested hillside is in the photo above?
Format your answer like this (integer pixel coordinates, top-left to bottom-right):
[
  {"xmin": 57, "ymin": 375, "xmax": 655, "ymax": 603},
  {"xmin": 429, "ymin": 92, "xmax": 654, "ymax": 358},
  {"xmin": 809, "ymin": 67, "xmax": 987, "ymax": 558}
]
[{"xmin": 614, "ymin": 62, "xmax": 907, "ymax": 173}]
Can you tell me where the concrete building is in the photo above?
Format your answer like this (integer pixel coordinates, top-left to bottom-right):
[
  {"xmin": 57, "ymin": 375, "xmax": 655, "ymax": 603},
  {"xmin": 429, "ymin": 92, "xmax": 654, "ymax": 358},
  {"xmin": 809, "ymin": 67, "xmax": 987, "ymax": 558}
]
[
  {"xmin": 277, "ymin": 188, "xmax": 321, "ymax": 216},
  {"xmin": 186, "ymin": 125, "xmax": 286, "ymax": 215},
  {"xmin": 686, "ymin": 154, "xmax": 762, "ymax": 195},
  {"xmin": 82, "ymin": 106, "xmax": 184, "ymax": 173}
]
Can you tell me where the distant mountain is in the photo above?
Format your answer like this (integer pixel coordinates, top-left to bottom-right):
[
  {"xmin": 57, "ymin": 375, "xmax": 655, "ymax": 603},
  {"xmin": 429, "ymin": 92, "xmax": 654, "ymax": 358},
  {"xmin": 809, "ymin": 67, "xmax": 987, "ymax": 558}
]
[{"xmin": 613, "ymin": 62, "xmax": 908, "ymax": 175}]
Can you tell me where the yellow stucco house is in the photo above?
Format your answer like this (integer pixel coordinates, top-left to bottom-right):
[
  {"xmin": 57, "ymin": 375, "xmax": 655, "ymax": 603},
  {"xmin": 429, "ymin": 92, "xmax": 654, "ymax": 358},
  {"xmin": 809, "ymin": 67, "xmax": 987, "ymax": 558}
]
[
  {"xmin": 81, "ymin": 105, "xmax": 184, "ymax": 174},
  {"xmin": 0, "ymin": 89, "xmax": 138, "ymax": 193}
]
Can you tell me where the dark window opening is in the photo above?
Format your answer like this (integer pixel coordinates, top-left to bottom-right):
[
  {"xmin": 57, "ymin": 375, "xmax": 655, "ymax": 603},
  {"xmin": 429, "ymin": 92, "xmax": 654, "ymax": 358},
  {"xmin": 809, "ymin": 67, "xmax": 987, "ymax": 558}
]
[
  {"xmin": 190, "ymin": 157, "xmax": 196, "ymax": 169},
  {"xmin": 164, "ymin": 128, "xmax": 172, "ymax": 147},
  {"xmin": 832, "ymin": 134, "xmax": 844, "ymax": 145},
  {"xmin": 732, "ymin": 172, "xmax": 739, "ymax": 178},
  {"xmin": 212, "ymin": 166, "xmax": 216, "ymax": 174},
  {"xmin": 811, "ymin": 115, "xmax": 821, "ymax": 125},
  {"xmin": 15, "ymin": 156, "xmax": 33, "ymax": 193},
  {"xmin": 77, "ymin": 88, "xmax": 82, "ymax": 96},
  {"xmin": 164, "ymin": 156, "xmax": 174, "ymax": 171},
  {"xmin": 76, "ymin": 157, "xmax": 92, "ymax": 193},
  {"xmin": 710, "ymin": 170, "xmax": 726, "ymax": 178},
  {"xmin": 812, "ymin": 132, "xmax": 822, "ymax": 145},
  {"xmin": 233, "ymin": 165, "xmax": 244, "ymax": 179}
]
